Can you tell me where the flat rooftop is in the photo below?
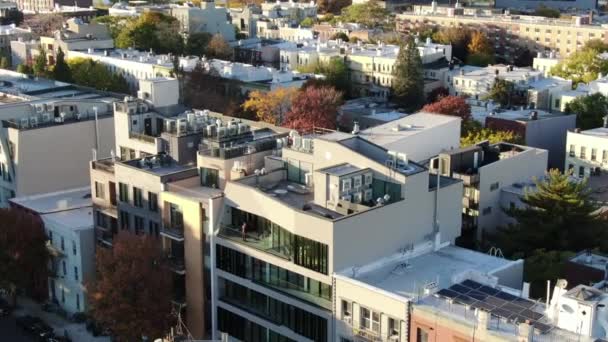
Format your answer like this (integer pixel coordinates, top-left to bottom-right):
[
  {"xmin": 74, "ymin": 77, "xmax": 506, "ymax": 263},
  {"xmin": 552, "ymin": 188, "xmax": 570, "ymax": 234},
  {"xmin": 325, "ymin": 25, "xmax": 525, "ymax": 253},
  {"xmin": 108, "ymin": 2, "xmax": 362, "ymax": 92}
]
[
  {"xmin": 319, "ymin": 163, "xmax": 363, "ymax": 177},
  {"xmin": 489, "ymin": 109, "xmax": 571, "ymax": 122},
  {"xmin": 358, "ymin": 112, "xmax": 461, "ymax": 147},
  {"xmin": 120, "ymin": 155, "xmax": 195, "ymax": 176},
  {"xmin": 569, "ymin": 251, "xmax": 608, "ymax": 272},
  {"xmin": 10, "ymin": 187, "xmax": 91, "ymax": 214},
  {"xmin": 42, "ymin": 207, "xmax": 93, "ymax": 231},
  {"xmin": 576, "ymin": 127, "xmax": 608, "ymax": 139},
  {"xmin": 348, "ymin": 245, "xmax": 515, "ymax": 299}
]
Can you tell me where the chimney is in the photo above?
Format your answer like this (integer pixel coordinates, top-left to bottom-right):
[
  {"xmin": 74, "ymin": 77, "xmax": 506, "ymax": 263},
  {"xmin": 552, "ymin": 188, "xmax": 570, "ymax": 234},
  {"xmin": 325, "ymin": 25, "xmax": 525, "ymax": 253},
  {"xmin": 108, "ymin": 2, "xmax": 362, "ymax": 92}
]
[
  {"xmin": 603, "ymin": 115, "xmax": 608, "ymax": 128},
  {"xmin": 352, "ymin": 121, "xmax": 360, "ymax": 134}
]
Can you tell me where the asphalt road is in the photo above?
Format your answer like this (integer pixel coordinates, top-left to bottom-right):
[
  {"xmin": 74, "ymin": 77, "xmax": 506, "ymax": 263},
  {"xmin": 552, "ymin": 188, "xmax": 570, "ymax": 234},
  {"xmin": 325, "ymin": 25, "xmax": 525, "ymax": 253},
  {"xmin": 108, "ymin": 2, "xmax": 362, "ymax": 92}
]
[{"xmin": 0, "ymin": 314, "xmax": 36, "ymax": 342}]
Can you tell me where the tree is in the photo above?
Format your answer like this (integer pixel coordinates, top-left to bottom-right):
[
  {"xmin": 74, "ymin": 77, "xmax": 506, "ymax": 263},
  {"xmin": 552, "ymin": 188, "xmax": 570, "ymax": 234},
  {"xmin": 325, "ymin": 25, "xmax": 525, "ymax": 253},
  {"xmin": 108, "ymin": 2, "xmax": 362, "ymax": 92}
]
[
  {"xmin": 0, "ymin": 209, "xmax": 49, "ymax": 304},
  {"xmin": 392, "ymin": 36, "xmax": 424, "ymax": 112},
  {"xmin": 0, "ymin": 9, "xmax": 23, "ymax": 26},
  {"xmin": 0, "ymin": 55, "xmax": 10, "ymax": 69},
  {"xmin": 300, "ymin": 17, "xmax": 315, "ymax": 28},
  {"xmin": 299, "ymin": 58, "xmax": 350, "ymax": 95},
  {"xmin": 32, "ymin": 49, "xmax": 47, "ymax": 77},
  {"xmin": 583, "ymin": 39, "xmax": 608, "ymax": 53},
  {"xmin": 24, "ymin": 13, "xmax": 64, "ymax": 36},
  {"xmin": 523, "ymin": 249, "xmax": 575, "ymax": 299},
  {"xmin": 243, "ymin": 87, "xmax": 299, "ymax": 125},
  {"xmin": 114, "ymin": 12, "xmax": 183, "ymax": 55},
  {"xmin": 550, "ymin": 49, "xmax": 608, "ymax": 85},
  {"xmin": 489, "ymin": 169, "xmax": 608, "ymax": 257},
  {"xmin": 484, "ymin": 79, "xmax": 525, "ymax": 107},
  {"xmin": 513, "ymin": 48, "xmax": 534, "ymax": 67},
  {"xmin": 564, "ymin": 93, "xmax": 608, "ymax": 130},
  {"xmin": 331, "ymin": 32, "xmax": 349, "ymax": 42},
  {"xmin": 460, "ymin": 127, "xmax": 522, "ymax": 147},
  {"xmin": 93, "ymin": 15, "xmax": 128, "ymax": 40},
  {"xmin": 52, "ymin": 48, "xmax": 71, "ymax": 83},
  {"xmin": 422, "ymin": 95, "xmax": 472, "ymax": 121},
  {"xmin": 317, "ymin": 0, "xmax": 351, "ymax": 14},
  {"xmin": 284, "ymin": 86, "xmax": 343, "ymax": 131},
  {"xmin": 206, "ymin": 34, "xmax": 232, "ymax": 60},
  {"xmin": 17, "ymin": 63, "xmax": 32, "ymax": 75},
  {"xmin": 534, "ymin": 5, "xmax": 561, "ymax": 18},
  {"xmin": 185, "ymin": 32, "xmax": 212, "ymax": 56},
  {"xmin": 426, "ymin": 86, "xmax": 449, "ymax": 103},
  {"xmin": 68, "ymin": 58, "xmax": 129, "ymax": 93},
  {"xmin": 465, "ymin": 31, "xmax": 494, "ymax": 66},
  {"xmin": 340, "ymin": 1, "xmax": 389, "ymax": 28},
  {"xmin": 88, "ymin": 232, "xmax": 173, "ymax": 342},
  {"xmin": 433, "ymin": 27, "xmax": 471, "ymax": 61}
]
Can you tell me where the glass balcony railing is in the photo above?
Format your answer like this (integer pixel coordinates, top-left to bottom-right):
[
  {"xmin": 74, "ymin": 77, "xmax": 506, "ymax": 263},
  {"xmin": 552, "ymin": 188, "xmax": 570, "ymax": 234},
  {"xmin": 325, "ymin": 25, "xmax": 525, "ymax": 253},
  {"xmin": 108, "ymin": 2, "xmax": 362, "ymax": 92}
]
[
  {"xmin": 161, "ymin": 223, "xmax": 184, "ymax": 241},
  {"xmin": 218, "ymin": 225, "xmax": 292, "ymax": 261}
]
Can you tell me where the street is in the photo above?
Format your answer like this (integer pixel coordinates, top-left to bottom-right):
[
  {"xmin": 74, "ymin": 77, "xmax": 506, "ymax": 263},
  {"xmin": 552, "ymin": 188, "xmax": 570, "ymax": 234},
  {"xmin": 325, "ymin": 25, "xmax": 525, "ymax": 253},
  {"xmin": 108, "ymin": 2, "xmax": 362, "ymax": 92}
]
[{"xmin": 0, "ymin": 314, "xmax": 36, "ymax": 342}]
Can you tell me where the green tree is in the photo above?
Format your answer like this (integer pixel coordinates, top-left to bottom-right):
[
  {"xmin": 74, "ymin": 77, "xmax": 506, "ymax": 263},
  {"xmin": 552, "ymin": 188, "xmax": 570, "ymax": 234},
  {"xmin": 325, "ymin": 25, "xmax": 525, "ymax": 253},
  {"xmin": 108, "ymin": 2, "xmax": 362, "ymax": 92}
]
[
  {"xmin": 583, "ymin": 39, "xmax": 608, "ymax": 53},
  {"xmin": 0, "ymin": 55, "xmax": 10, "ymax": 69},
  {"xmin": 564, "ymin": 93, "xmax": 608, "ymax": 130},
  {"xmin": 534, "ymin": 5, "xmax": 561, "ymax": 18},
  {"xmin": 114, "ymin": 12, "xmax": 183, "ymax": 54},
  {"xmin": 433, "ymin": 27, "xmax": 471, "ymax": 61},
  {"xmin": 32, "ymin": 49, "xmax": 47, "ymax": 77},
  {"xmin": 185, "ymin": 32, "xmax": 212, "ymax": 56},
  {"xmin": 52, "ymin": 48, "xmax": 72, "ymax": 83},
  {"xmin": 92, "ymin": 15, "xmax": 127, "ymax": 39},
  {"xmin": 392, "ymin": 36, "xmax": 424, "ymax": 112},
  {"xmin": 484, "ymin": 79, "xmax": 525, "ymax": 107},
  {"xmin": 340, "ymin": 1, "xmax": 389, "ymax": 28},
  {"xmin": 550, "ymin": 49, "xmax": 608, "ymax": 85},
  {"xmin": 460, "ymin": 127, "xmax": 522, "ymax": 147},
  {"xmin": 68, "ymin": 57, "xmax": 129, "ymax": 93},
  {"xmin": 523, "ymin": 249, "xmax": 575, "ymax": 299},
  {"xmin": 300, "ymin": 17, "xmax": 315, "ymax": 28},
  {"xmin": 17, "ymin": 64, "xmax": 32, "ymax": 75},
  {"xmin": 330, "ymin": 32, "xmax": 349, "ymax": 42},
  {"xmin": 489, "ymin": 169, "xmax": 608, "ymax": 257},
  {"xmin": 299, "ymin": 58, "xmax": 350, "ymax": 95}
]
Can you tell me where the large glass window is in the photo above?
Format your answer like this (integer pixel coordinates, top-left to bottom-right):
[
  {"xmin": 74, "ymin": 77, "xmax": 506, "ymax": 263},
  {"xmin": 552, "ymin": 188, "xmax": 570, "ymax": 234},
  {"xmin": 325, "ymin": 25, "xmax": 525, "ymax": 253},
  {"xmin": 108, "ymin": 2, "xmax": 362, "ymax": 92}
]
[
  {"xmin": 216, "ymin": 245, "xmax": 332, "ymax": 309},
  {"xmin": 148, "ymin": 192, "xmax": 158, "ymax": 212},
  {"xmin": 371, "ymin": 178, "xmax": 402, "ymax": 204},
  {"xmin": 133, "ymin": 187, "xmax": 143, "ymax": 207},
  {"xmin": 118, "ymin": 183, "xmax": 129, "ymax": 202},
  {"xmin": 169, "ymin": 203, "xmax": 183, "ymax": 228},
  {"xmin": 218, "ymin": 307, "xmax": 295, "ymax": 342},
  {"xmin": 220, "ymin": 278, "xmax": 327, "ymax": 341},
  {"xmin": 94, "ymin": 182, "xmax": 105, "ymax": 199},
  {"xmin": 287, "ymin": 159, "xmax": 312, "ymax": 184},
  {"xmin": 360, "ymin": 307, "xmax": 380, "ymax": 333},
  {"xmin": 200, "ymin": 167, "xmax": 219, "ymax": 188}
]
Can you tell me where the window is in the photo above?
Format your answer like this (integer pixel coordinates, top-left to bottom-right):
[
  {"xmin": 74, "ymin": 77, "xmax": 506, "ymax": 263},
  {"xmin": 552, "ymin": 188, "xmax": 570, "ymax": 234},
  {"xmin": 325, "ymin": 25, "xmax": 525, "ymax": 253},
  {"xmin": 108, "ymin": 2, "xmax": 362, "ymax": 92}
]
[
  {"xmin": 74, "ymin": 266, "xmax": 79, "ymax": 281},
  {"xmin": 120, "ymin": 210, "xmax": 130, "ymax": 230},
  {"xmin": 569, "ymin": 144, "xmax": 575, "ymax": 157},
  {"xmin": 360, "ymin": 307, "xmax": 380, "ymax": 333},
  {"xmin": 341, "ymin": 300, "xmax": 352, "ymax": 319},
  {"xmin": 133, "ymin": 187, "xmax": 143, "ymax": 207},
  {"xmin": 581, "ymin": 146, "xmax": 586, "ymax": 159},
  {"xmin": 61, "ymin": 288, "xmax": 65, "ymax": 303},
  {"xmin": 592, "ymin": 148, "xmax": 597, "ymax": 161},
  {"xmin": 603, "ymin": 150, "xmax": 608, "ymax": 163},
  {"xmin": 579, "ymin": 166, "xmax": 585, "ymax": 178},
  {"xmin": 94, "ymin": 182, "xmax": 105, "ymax": 199},
  {"xmin": 490, "ymin": 182, "xmax": 499, "ymax": 191},
  {"xmin": 416, "ymin": 327, "xmax": 429, "ymax": 342},
  {"xmin": 388, "ymin": 317, "xmax": 400, "ymax": 338},
  {"xmin": 76, "ymin": 294, "xmax": 80, "ymax": 311},
  {"xmin": 119, "ymin": 183, "xmax": 129, "ymax": 202},
  {"xmin": 62, "ymin": 261, "xmax": 66, "ymax": 276},
  {"xmin": 554, "ymin": 99, "xmax": 560, "ymax": 108},
  {"xmin": 200, "ymin": 167, "xmax": 219, "ymax": 188},
  {"xmin": 134, "ymin": 215, "xmax": 144, "ymax": 235},
  {"xmin": 169, "ymin": 204, "xmax": 183, "ymax": 228},
  {"xmin": 149, "ymin": 221, "xmax": 159, "ymax": 236},
  {"xmin": 482, "ymin": 207, "xmax": 492, "ymax": 215},
  {"xmin": 61, "ymin": 237, "xmax": 65, "ymax": 251},
  {"xmin": 148, "ymin": 192, "xmax": 158, "ymax": 212},
  {"xmin": 72, "ymin": 241, "xmax": 76, "ymax": 255}
]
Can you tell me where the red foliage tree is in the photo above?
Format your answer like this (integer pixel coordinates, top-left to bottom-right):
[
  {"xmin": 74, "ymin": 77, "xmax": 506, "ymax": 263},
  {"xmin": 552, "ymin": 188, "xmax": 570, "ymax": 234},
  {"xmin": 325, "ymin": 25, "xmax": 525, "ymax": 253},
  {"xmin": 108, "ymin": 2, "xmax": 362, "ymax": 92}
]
[
  {"xmin": 421, "ymin": 95, "xmax": 472, "ymax": 121},
  {"xmin": 0, "ymin": 208, "xmax": 49, "ymax": 303},
  {"xmin": 88, "ymin": 232, "xmax": 173, "ymax": 341},
  {"xmin": 283, "ymin": 86, "xmax": 343, "ymax": 132}
]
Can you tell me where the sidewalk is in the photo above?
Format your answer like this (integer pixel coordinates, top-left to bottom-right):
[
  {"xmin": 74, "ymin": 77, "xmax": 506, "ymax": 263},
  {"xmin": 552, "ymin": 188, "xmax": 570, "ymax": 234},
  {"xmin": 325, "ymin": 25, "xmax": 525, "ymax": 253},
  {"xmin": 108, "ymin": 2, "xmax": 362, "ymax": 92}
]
[{"xmin": 13, "ymin": 297, "xmax": 110, "ymax": 342}]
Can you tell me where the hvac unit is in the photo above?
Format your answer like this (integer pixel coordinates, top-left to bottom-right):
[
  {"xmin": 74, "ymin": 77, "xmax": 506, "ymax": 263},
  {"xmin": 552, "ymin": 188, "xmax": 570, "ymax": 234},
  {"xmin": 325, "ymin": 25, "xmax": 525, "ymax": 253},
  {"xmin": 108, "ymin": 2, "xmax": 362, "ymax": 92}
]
[
  {"xmin": 35, "ymin": 104, "xmax": 45, "ymax": 113},
  {"xmin": 341, "ymin": 178, "xmax": 352, "ymax": 192},
  {"xmin": 30, "ymin": 117, "xmax": 38, "ymax": 127},
  {"xmin": 364, "ymin": 172, "xmax": 373, "ymax": 186},
  {"xmin": 206, "ymin": 124, "xmax": 216, "ymax": 137},
  {"xmin": 363, "ymin": 188, "xmax": 373, "ymax": 202},
  {"xmin": 302, "ymin": 138, "xmax": 312, "ymax": 152},
  {"xmin": 276, "ymin": 138, "xmax": 283, "ymax": 149},
  {"xmin": 304, "ymin": 172, "xmax": 313, "ymax": 187},
  {"xmin": 341, "ymin": 194, "xmax": 352, "ymax": 202},
  {"xmin": 41, "ymin": 113, "xmax": 51, "ymax": 123},
  {"xmin": 20, "ymin": 117, "xmax": 29, "ymax": 128},
  {"xmin": 177, "ymin": 119, "xmax": 187, "ymax": 135},
  {"xmin": 165, "ymin": 119, "xmax": 176, "ymax": 133},
  {"xmin": 353, "ymin": 175, "xmax": 362, "ymax": 190},
  {"xmin": 293, "ymin": 136, "xmax": 302, "ymax": 150},
  {"xmin": 238, "ymin": 123, "xmax": 249, "ymax": 134},
  {"xmin": 228, "ymin": 123, "xmax": 238, "ymax": 136},
  {"xmin": 218, "ymin": 127, "xmax": 227, "ymax": 138},
  {"xmin": 353, "ymin": 191, "xmax": 362, "ymax": 203}
]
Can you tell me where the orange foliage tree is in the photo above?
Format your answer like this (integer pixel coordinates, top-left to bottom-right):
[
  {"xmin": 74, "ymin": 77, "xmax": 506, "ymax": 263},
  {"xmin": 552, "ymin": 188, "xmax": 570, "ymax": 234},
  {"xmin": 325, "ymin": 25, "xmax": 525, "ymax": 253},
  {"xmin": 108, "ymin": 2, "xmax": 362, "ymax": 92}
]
[
  {"xmin": 0, "ymin": 208, "xmax": 49, "ymax": 303},
  {"xmin": 242, "ymin": 87, "xmax": 299, "ymax": 125},
  {"xmin": 421, "ymin": 95, "xmax": 472, "ymax": 121},
  {"xmin": 283, "ymin": 86, "xmax": 343, "ymax": 131},
  {"xmin": 87, "ymin": 232, "xmax": 173, "ymax": 341}
]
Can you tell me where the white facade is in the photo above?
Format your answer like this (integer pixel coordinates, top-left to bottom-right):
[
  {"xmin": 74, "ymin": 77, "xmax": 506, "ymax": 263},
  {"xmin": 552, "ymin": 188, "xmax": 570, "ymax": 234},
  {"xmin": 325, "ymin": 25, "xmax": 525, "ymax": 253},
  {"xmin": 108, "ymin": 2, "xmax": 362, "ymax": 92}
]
[
  {"xmin": 170, "ymin": 2, "xmax": 235, "ymax": 40},
  {"xmin": 451, "ymin": 65, "xmax": 544, "ymax": 99},
  {"xmin": 10, "ymin": 187, "xmax": 95, "ymax": 315},
  {"xmin": 565, "ymin": 126, "xmax": 608, "ymax": 178}
]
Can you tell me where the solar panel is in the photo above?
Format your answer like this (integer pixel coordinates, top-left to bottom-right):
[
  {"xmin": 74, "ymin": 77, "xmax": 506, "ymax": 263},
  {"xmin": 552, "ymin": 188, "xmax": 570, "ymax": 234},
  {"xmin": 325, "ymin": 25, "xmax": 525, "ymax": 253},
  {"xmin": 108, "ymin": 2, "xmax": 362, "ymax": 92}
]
[
  {"xmin": 455, "ymin": 294, "xmax": 477, "ymax": 306},
  {"xmin": 502, "ymin": 302, "xmax": 526, "ymax": 314},
  {"xmin": 520, "ymin": 309, "xmax": 544, "ymax": 321},
  {"xmin": 450, "ymin": 284, "xmax": 472, "ymax": 295},
  {"xmin": 484, "ymin": 295, "xmax": 508, "ymax": 307},
  {"xmin": 533, "ymin": 322, "xmax": 552, "ymax": 334},
  {"xmin": 468, "ymin": 290, "xmax": 489, "ymax": 301},
  {"xmin": 491, "ymin": 307, "xmax": 515, "ymax": 320},
  {"xmin": 496, "ymin": 291, "xmax": 518, "ymax": 301},
  {"xmin": 512, "ymin": 297, "xmax": 536, "ymax": 309},
  {"xmin": 435, "ymin": 288, "xmax": 459, "ymax": 300},
  {"xmin": 477, "ymin": 285, "xmax": 500, "ymax": 296},
  {"xmin": 471, "ymin": 300, "xmax": 495, "ymax": 311},
  {"xmin": 461, "ymin": 279, "xmax": 483, "ymax": 289}
]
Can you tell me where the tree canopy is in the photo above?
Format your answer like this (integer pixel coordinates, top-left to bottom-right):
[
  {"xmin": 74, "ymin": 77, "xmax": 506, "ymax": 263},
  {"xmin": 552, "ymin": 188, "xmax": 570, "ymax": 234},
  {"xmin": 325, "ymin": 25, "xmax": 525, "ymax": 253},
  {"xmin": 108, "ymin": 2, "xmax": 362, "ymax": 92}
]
[
  {"xmin": 88, "ymin": 232, "xmax": 174, "ymax": 341},
  {"xmin": 460, "ymin": 127, "xmax": 522, "ymax": 147},
  {"xmin": 422, "ymin": 95, "xmax": 472, "ymax": 121},
  {"xmin": 0, "ymin": 209, "xmax": 49, "ymax": 303},
  {"xmin": 68, "ymin": 58, "xmax": 129, "ymax": 93},
  {"xmin": 284, "ymin": 85, "xmax": 343, "ymax": 131},
  {"xmin": 466, "ymin": 31, "xmax": 495, "ymax": 66},
  {"xmin": 564, "ymin": 93, "xmax": 608, "ymax": 130},
  {"xmin": 32, "ymin": 49, "xmax": 47, "ymax": 77},
  {"xmin": 317, "ymin": 0, "xmax": 351, "ymax": 14},
  {"xmin": 242, "ymin": 87, "xmax": 299, "ymax": 125},
  {"xmin": 206, "ymin": 34, "xmax": 233, "ymax": 60},
  {"xmin": 52, "ymin": 48, "xmax": 72, "ymax": 83},
  {"xmin": 550, "ymin": 48, "xmax": 608, "ymax": 85},
  {"xmin": 484, "ymin": 79, "xmax": 526, "ymax": 107},
  {"xmin": 185, "ymin": 32, "xmax": 212, "ymax": 56},
  {"xmin": 392, "ymin": 36, "xmax": 424, "ymax": 112},
  {"xmin": 298, "ymin": 58, "xmax": 350, "ymax": 95},
  {"xmin": 534, "ymin": 5, "xmax": 561, "ymax": 18},
  {"xmin": 340, "ymin": 1, "xmax": 389, "ymax": 28},
  {"xmin": 115, "ymin": 12, "xmax": 183, "ymax": 54},
  {"xmin": 433, "ymin": 27, "xmax": 471, "ymax": 62}
]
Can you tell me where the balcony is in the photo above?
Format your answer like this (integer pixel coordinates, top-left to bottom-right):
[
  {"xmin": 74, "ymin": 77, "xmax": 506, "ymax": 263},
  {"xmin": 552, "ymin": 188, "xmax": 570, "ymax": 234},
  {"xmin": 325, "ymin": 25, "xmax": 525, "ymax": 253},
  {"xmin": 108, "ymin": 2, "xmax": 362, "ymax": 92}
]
[
  {"xmin": 462, "ymin": 196, "xmax": 478, "ymax": 209},
  {"xmin": 91, "ymin": 158, "xmax": 115, "ymax": 174},
  {"xmin": 129, "ymin": 132, "xmax": 158, "ymax": 144},
  {"xmin": 161, "ymin": 224, "xmax": 184, "ymax": 241},
  {"xmin": 218, "ymin": 225, "xmax": 292, "ymax": 261},
  {"xmin": 46, "ymin": 241, "xmax": 65, "ymax": 258},
  {"xmin": 167, "ymin": 254, "xmax": 186, "ymax": 275},
  {"xmin": 96, "ymin": 229, "xmax": 113, "ymax": 247},
  {"xmin": 353, "ymin": 328, "xmax": 382, "ymax": 342},
  {"xmin": 452, "ymin": 171, "xmax": 480, "ymax": 186}
]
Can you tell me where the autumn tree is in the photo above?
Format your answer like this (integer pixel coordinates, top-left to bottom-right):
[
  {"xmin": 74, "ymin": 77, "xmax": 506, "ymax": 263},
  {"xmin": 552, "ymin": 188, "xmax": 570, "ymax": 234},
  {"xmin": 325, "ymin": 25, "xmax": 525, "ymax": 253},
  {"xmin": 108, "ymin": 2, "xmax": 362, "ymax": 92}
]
[
  {"xmin": 242, "ymin": 87, "xmax": 299, "ymax": 125},
  {"xmin": 564, "ymin": 93, "xmax": 608, "ymax": 130},
  {"xmin": 422, "ymin": 95, "xmax": 472, "ymax": 121},
  {"xmin": 52, "ymin": 48, "xmax": 72, "ymax": 83},
  {"xmin": 206, "ymin": 34, "xmax": 233, "ymax": 60},
  {"xmin": 465, "ymin": 31, "xmax": 494, "ymax": 66},
  {"xmin": 340, "ymin": 1, "xmax": 389, "ymax": 28},
  {"xmin": 318, "ymin": 0, "xmax": 351, "ymax": 14},
  {"xmin": 392, "ymin": 36, "xmax": 424, "ymax": 112},
  {"xmin": 460, "ymin": 127, "xmax": 522, "ymax": 147},
  {"xmin": 0, "ymin": 209, "xmax": 49, "ymax": 304},
  {"xmin": 88, "ymin": 232, "xmax": 173, "ymax": 341},
  {"xmin": 284, "ymin": 86, "xmax": 343, "ymax": 131},
  {"xmin": 433, "ymin": 27, "xmax": 471, "ymax": 61},
  {"xmin": 24, "ymin": 13, "xmax": 64, "ymax": 36},
  {"xmin": 550, "ymin": 48, "xmax": 608, "ymax": 85}
]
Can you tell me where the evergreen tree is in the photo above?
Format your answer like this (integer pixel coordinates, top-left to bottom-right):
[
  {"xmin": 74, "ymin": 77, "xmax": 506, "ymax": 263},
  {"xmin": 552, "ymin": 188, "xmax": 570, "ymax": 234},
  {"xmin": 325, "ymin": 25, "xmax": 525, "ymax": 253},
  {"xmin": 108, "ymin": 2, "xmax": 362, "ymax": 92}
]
[
  {"xmin": 0, "ymin": 55, "xmax": 10, "ymax": 69},
  {"xmin": 52, "ymin": 48, "xmax": 71, "ymax": 83},
  {"xmin": 16, "ymin": 64, "xmax": 32, "ymax": 75},
  {"xmin": 32, "ymin": 49, "xmax": 47, "ymax": 77},
  {"xmin": 392, "ymin": 36, "xmax": 424, "ymax": 112},
  {"xmin": 489, "ymin": 169, "xmax": 608, "ymax": 257}
]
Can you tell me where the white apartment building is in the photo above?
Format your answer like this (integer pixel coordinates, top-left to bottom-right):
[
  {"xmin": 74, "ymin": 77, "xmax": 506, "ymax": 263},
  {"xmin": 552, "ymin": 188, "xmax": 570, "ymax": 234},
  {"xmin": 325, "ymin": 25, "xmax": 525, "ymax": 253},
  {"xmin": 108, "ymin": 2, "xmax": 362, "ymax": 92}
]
[
  {"xmin": 358, "ymin": 112, "xmax": 461, "ymax": 162},
  {"xmin": 170, "ymin": 1, "xmax": 235, "ymax": 40},
  {"xmin": 10, "ymin": 187, "xmax": 95, "ymax": 315},
  {"xmin": 451, "ymin": 65, "xmax": 546, "ymax": 98},
  {"xmin": 0, "ymin": 24, "xmax": 32, "ymax": 57},
  {"xmin": 565, "ymin": 123, "xmax": 608, "ymax": 179},
  {"xmin": 40, "ymin": 18, "xmax": 114, "ymax": 62},
  {"xmin": 0, "ymin": 70, "xmax": 117, "ymax": 207},
  {"xmin": 430, "ymin": 141, "xmax": 548, "ymax": 240},
  {"xmin": 260, "ymin": 0, "xmax": 317, "ymax": 20},
  {"xmin": 533, "ymin": 51, "xmax": 561, "ymax": 77}
]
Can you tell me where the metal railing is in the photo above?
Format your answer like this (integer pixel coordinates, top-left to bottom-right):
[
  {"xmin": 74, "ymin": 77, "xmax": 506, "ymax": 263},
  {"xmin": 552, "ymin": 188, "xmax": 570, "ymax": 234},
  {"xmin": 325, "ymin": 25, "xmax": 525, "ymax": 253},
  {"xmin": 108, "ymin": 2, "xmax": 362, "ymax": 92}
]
[{"xmin": 129, "ymin": 132, "xmax": 158, "ymax": 144}]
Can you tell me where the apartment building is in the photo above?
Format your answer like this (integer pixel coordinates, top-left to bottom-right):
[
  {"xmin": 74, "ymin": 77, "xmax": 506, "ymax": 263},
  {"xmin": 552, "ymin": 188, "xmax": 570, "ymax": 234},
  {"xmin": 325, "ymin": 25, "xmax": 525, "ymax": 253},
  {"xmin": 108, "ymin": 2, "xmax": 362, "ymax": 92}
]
[
  {"xmin": 495, "ymin": 0, "xmax": 597, "ymax": 10},
  {"xmin": 10, "ymin": 37, "xmax": 40, "ymax": 67},
  {"xmin": 10, "ymin": 187, "xmax": 95, "ymax": 315},
  {"xmin": 334, "ymin": 241, "xmax": 525, "ymax": 342},
  {"xmin": 486, "ymin": 109, "xmax": 576, "ymax": 169},
  {"xmin": 39, "ymin": 18, "xmax": 113, "ymax": 63},
  {"xmin": 397, "ymin": 8, "xmax": 607, "ymax": 63},
  {"xmin": 565, "ymin": 122, "xmax": 608, "ymax": 179},
  {"xmin": 0, "ymin": 24, "xmax": 32, "ymax": 58},
  {"xmin": 14, "ymin": 0, "xmax": 91, "ymax": 12},
  {"xmin": 279, "ymin": 38, "xmax": 452, "ymax": 99},
  {"xmin": 170, "ymin": 1, "xmax": 235, "ymax": 40},
  {"xmin": 260, "ymin": 0, "xmax": 316, "ymax": 20},
  {"xmin": 313, "ymin": 23, "xmax": 381, "ymax": 43},
  {"xmin": 0, "ymin": 71, "xmax": 117, "ymax": 207},
  {"xmin": 430, "ymin": 141, "xmax": 548, "ymax": 240}
]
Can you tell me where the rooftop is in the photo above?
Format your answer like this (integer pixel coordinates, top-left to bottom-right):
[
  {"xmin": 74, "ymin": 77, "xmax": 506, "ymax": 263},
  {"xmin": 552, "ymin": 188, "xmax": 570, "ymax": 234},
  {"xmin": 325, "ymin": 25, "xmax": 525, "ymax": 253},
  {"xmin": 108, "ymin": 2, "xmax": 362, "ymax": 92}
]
[
  {"xmin": 569, "ymin": 251, "xmax": 608, "ymax": 273},
  {"xmin": 42, "ymin": 207, "xmax": 93, "ymax": 231},
  {"xmin": 489, "ymin": 109, "xmax": 571, "ymax": 122},
  {"xmin": 575, "ymin": 127, "xmax": 608, "ymax": 139},
  {"xmin": 358, "ymin": 112, "xmax": 461, "ymax": 147},
  {"xmin": 9, "ymin": 187, "xmax": 91, "ymax": 214},
  {"xmin": 345, "ymin": 244, "xmax": 516, "ymax": 299},
  {"xmin": 120, "ymin": 154, "xmax": 196, "ymax": 176},
  {"xmin": 455, "ymin": 65, "xmax": 543, "ymax": 83}
]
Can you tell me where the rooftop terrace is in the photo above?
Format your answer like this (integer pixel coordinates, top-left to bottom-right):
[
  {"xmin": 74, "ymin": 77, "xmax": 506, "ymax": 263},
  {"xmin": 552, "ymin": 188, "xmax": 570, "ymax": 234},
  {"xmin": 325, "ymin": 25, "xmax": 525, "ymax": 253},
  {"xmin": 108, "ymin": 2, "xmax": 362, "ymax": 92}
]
[
  {"xmin": 119, "ymin": 154, "xmax": 197, "ymax": 177},
  {"xmin": 10, "ymin": 187, "xmax": 91, "ymax": 214}
]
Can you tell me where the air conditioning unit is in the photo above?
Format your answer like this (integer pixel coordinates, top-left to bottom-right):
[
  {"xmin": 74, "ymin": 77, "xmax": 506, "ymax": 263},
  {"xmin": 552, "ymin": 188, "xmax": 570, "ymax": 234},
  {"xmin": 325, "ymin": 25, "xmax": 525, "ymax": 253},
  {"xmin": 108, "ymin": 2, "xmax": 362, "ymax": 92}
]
[
  {"xmin": 177, "ymin": 119, "xmax": 187, "ymax": 134},
  {"xmin": 20, "ymin": 117, "xmax": 29, "ymax": 128},
  {"xmin": 35, "ymin": 104, "xmax": 44, "ymax": 113},
  {"xmin": 42, "ymin": 113, "xmax": 51, "ymax": 123},
  {"xmin": 30, "ymin": 117, "xmax": 38, "ymax": 127},
  {"xmin": 343, "ymin": 315, "xmax": 352, "ymax": 324},
  {"xmin": 341, "ymin": 178, "xmax": 352, "ymax": 192},
  {"xmin": 364, "ymin": 173, "xmax": 373, "ymax": 185},
  {"xmin": 302, "ymin": 138, "xmax": 312, "ymax": 152},
  {"xmin": 218, "ymin": 127, "xmax": 227, "ymax": 138},
  {"xmin": 364, "ymin": 188, "xmax": 373, "ymax": 202},
  {"xmin": 293, "ymin": 136, "xmax": 302, "ymax": 149},
  {"xmin": 304, "ymin": 172, "xmax": 313, "ymax": 187},
  {"xmin": 341, "ymin": 194, "xmax": 352, "ymax": 202},
  {"xmin": 353, "ymin": 191, "xmax": 362, "ymax": 203}
]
